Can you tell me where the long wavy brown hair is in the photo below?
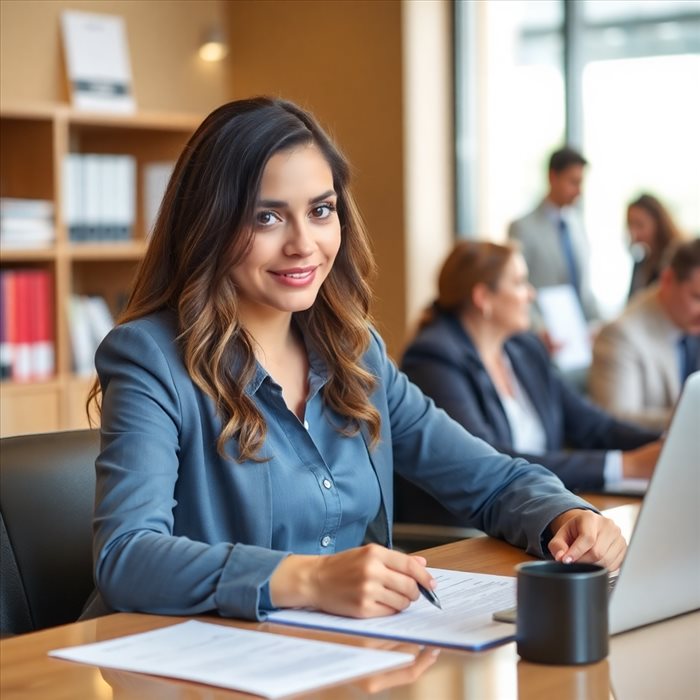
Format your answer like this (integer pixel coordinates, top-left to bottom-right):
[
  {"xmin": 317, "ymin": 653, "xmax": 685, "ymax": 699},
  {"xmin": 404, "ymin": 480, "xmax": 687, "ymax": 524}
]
[{"xmin": 88, "ymin": 98, "xmax": 380, "ymax": 461}]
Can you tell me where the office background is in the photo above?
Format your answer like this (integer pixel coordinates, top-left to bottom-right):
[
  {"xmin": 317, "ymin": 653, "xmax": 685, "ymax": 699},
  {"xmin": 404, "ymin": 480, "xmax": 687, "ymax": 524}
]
[{"xmin": 1, "ymin": 0, "xmax": 698, "ymax": 435}]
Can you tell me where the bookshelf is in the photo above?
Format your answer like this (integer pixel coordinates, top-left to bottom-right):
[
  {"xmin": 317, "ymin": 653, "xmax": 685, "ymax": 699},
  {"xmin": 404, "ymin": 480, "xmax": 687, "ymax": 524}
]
[{"xmin": 0, "ymin": 103, "xmax": 201, "ymax": 437}]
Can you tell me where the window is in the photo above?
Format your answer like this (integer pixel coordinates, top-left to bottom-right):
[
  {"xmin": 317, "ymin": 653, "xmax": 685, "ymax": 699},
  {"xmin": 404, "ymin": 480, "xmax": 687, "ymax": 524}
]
[
  {"xmin": 579, "ymin": 2, "xmax": 700, "ymax": 315},
  {"xmin": 455, "ymin": 0, "xmax": 700, "ymax": 317},
  {"xmin": 455, "ymin": 0, "xmax": 564, "ymax": 239}
]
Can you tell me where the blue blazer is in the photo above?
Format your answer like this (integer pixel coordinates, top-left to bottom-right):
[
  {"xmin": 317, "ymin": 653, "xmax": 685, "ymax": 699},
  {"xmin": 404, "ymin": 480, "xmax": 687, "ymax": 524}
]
[
  {"xmin": 88, "ymin": 310, "xmax": 591, "ymax": 621},
  {"xmin": 399, "ymin": 312, "xmax": 659, "ymax": 513}
]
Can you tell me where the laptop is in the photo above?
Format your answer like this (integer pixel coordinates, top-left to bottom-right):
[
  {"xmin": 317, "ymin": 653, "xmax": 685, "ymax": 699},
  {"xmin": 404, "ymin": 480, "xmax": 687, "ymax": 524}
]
[
  {"xmin": 608, "ymin": 369, "xmax": 700, "ymax": 634},
  {"xmin": 495, "ymin": 371, "xmax": 700, "ymax": 634}
]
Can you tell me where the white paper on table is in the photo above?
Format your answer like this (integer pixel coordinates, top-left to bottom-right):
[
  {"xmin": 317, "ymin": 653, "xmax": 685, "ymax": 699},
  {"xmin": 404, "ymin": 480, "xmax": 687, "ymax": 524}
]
[
  {"xmin": 49, "ymin": 620, "xmax": 414, "ymax": 699},
  {"xmin": 536, "ymin": 284, "xmax": 592, "ymax": 371},
  {"xmin": 269, "ymin": 569, "xmax": 516, "ymax": 651}
]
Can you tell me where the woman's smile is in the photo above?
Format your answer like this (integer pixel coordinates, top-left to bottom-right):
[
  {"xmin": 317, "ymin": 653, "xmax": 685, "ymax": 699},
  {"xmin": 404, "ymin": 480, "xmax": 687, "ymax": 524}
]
[{"xmin": 269, "ymin": 265, "xmax": 319, "ymax": 286}]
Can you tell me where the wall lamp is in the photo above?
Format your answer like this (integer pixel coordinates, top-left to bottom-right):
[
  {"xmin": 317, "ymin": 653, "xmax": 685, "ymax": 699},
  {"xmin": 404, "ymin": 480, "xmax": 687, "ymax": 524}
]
[{"xmin": 199, "ymin": 26, "xmax": 228, "ymax": 62}]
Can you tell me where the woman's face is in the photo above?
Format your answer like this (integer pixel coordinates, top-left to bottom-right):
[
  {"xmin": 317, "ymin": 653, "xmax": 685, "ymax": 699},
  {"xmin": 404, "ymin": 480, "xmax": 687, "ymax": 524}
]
[
  {"xmin": 627, "ymin": 205, "xmax": 657, "ymax": 248},
  {"xmin": 231, "ymin": 144, "xmax": 342, "ymax": 323},
  {"xmin": 485, "ymin": 253, "xmax": 535, "ymax": 336}
]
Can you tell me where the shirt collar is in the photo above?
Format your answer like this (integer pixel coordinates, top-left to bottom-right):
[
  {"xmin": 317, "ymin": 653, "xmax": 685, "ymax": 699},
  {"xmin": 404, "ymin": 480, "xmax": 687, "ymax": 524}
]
[
  {"xmin": 243, "ymin": 332, "xmax": 330, "ymax": 399},
  {"xmin": 245, "ymin": 363, "xmax": 269, "ymax": 396},
  {"xmin": 306, "ymin": 340, "xmax": 330, "ymax": 401},
  {"xmin": 542, "ymin": 198, "xmax": 566, "ymax": 225}
]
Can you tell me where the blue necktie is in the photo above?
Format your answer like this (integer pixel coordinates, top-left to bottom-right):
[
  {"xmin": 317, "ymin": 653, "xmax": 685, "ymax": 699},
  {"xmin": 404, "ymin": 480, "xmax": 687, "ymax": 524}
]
[
  {"xmin": 558, "ymin": 216, "xmax": 580, "ymax": 297},
  {"xmin": 678, "ymin": 335, "xmax": 700, "ymax": 385}
]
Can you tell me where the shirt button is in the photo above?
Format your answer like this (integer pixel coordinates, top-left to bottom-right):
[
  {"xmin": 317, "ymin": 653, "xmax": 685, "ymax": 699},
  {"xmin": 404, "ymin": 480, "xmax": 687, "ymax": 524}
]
[
  {"xmin": 303, "ymin": 420, "xmax": 309, "ymax": 430},
  {"xmin": 321, "ymin": 535, "xmax": 331, "ymax": 547},
  {"xmin": 322, "ymin": 478, "xmax": 332, "ymax": 489}
]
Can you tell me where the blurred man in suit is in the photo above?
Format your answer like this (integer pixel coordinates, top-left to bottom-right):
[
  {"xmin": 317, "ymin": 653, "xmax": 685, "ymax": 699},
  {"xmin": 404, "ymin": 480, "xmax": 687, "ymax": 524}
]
[
  {"xmin": 509, "ymin": 147, "xmax": 600, "ymax": 322},
  {"xmin": 590, "ymin": 239, "xmax": 700, "ymax": 431}
]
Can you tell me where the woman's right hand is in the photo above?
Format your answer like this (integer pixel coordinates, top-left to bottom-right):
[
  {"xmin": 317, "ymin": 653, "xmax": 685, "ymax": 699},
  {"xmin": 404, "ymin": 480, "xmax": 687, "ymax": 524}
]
[{"xmin": 269, "ymin": 544, "xmax": 436, "ymax": 618}]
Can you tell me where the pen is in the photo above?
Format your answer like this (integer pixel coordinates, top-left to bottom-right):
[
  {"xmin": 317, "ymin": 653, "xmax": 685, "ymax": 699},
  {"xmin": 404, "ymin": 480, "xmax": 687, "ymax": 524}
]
[{"xmin": 418, "ymin": 582, "xmax": 442, "ymax": 610}]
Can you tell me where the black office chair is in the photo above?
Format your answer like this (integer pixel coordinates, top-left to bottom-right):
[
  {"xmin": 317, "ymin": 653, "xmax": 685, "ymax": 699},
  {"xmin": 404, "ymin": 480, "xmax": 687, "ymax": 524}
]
[
  {"xmin": 393, "ymin": 473, "xmax": 484, "ymax": 552},
  {"xmin": 393, "ymin": 472, "xmax": 484, "ymax": 552},
  {"xmin": 0, "ymin": 429, "xmax": 99, "ymax": 635}
]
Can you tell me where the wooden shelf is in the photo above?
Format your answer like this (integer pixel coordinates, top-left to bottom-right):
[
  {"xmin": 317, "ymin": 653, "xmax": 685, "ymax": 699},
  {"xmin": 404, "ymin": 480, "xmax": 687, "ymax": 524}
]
[
  {"xmin": 0, "ymin": 247, "xmax": 57, "ymax": 262},
  {"xmin": 0, "ymin": 103, "xmax": 200, "ymax": 437},
  {"xmin": 0, "ymin": 378, "xmax": 63, "ymax": 436},
  {"xmin": 65, "ymin": 108, "xmax": 202, "ymax": 132},
  {"xmin": 0, "ymin": 102, "xmax": 201, "ymax": 131},
  {"xmin": 0, "ymin": 102, "xmax": 57, "ymax": 121},
  {"xmin": 67, "ymin": 241, "xmax": 148, "ymax": 260}
]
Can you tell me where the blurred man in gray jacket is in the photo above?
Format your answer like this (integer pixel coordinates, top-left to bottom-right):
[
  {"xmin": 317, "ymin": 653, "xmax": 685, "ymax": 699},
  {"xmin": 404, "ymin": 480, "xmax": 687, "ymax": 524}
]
[{"xmin": 509, "ymin": 147, "xmax": 600, "ymax": 322}]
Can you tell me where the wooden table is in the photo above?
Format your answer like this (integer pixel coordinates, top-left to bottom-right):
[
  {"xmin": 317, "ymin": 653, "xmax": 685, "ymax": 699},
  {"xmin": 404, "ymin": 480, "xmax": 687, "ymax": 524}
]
[
  {"xmin": 578, "ymin": 492, "xmax": 644, "ymax": 512},
  {"xmin": 2, "ymin": 503, "xmax": 698, "ymax": 700}
]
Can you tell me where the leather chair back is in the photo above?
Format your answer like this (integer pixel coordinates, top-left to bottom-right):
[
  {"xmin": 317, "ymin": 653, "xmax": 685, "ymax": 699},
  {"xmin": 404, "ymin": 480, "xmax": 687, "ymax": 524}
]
[{"xmin": 0, "ymin": 429, "xmax": 99, "ymax": 635}]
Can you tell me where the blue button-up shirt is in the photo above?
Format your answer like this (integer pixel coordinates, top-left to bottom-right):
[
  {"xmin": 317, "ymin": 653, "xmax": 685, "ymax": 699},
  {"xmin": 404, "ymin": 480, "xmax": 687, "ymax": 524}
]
[{"xmin": 259, "ymin": 351, "xmax": 381, "ymax": 556}]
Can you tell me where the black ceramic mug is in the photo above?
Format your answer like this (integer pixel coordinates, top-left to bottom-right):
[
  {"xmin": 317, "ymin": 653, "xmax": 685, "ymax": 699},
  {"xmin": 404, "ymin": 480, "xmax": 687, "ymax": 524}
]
[{"xmin": 516, "ymin": 561, "xmax": 609, "ymax": 665}]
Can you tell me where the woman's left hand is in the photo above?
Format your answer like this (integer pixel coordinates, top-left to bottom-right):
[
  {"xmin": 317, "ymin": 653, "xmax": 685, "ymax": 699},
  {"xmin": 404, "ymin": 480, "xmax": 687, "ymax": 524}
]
[{"xmin": 548, "ymin": 509, "xmax": 626, "ymax": 571}]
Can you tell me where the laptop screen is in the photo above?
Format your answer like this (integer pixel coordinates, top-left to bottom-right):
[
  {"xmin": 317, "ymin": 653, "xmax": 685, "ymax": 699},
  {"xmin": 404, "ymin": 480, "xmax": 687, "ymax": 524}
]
[{"xmin": 609, "ymin": 371, "xmax": 700, "ymax": 634}]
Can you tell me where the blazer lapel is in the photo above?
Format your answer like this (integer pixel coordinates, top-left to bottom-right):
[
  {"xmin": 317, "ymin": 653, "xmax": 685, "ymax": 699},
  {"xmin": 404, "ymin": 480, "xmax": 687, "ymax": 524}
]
[
  {"xmin": 451, "ymin": 319, "xmax": 513, "ymax": 444},
  {"xmin": 659, "ymin": 336, "xmax": 681, "ymax": 405},
  {"xmin": 648, "ymin": 296, "xmax": 682, "ymax": 403}
]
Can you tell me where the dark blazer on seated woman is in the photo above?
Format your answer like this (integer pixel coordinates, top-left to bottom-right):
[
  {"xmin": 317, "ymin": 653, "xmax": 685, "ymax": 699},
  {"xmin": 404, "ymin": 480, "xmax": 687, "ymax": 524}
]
[
  {"xmin": 396, "ymin": 240, "xmax": 660, "ymax": 529},
  {"xmin": 400, "ymin": 312, "xmax": 660, "ymax": 499}
]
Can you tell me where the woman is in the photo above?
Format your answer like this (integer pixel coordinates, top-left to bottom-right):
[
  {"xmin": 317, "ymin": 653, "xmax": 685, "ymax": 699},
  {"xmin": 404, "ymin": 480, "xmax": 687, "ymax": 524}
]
[
  {"xmin": 627, "ymin": 193, "xmax": 685, "ymax": 298},
  {"xmin": 398, "ymin": 241, "xmax": 661, "ymax": 527},
  {"xmin": 85, "ymin": 99, "xmax": 624, "ymax": 623}
]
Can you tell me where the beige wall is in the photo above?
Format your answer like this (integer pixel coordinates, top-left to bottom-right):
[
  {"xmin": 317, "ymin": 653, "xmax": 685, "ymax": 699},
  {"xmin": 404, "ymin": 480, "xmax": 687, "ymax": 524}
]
[
  {"xmin": 225, "ymin": 0, "xmax": 406, "ymax": 355},
  {"xmin": 0, "ymin": 0, "xmax": 229, "ymax": 113},
  {"xmin": 402, "ymin": 0, "xmax": 454, "ymax": 351}
]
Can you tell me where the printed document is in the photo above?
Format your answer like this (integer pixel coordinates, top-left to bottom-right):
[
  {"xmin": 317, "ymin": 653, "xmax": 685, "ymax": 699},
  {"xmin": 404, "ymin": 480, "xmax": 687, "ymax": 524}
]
[
  {"xmin": 536, "ymin": 284, "xmax": 592, "ymax": 371},
  {"xmin": 268, "ymin": 569, "xmax": 516, "ymax": 650},
  {"xmin": 49, "ymin": 620, "xmax": 414, "ymax": 698}
]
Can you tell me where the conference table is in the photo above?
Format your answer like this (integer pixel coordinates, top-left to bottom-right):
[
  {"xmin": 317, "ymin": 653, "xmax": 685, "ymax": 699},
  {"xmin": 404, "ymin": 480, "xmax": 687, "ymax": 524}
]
[{"xmin": 2, "ymin": 494, "xmax": 698, "ymax": 700}]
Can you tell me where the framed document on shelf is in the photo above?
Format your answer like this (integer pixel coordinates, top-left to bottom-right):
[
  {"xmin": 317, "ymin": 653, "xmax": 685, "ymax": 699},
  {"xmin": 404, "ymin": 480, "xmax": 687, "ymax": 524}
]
[{"xmin": 61, "ymin": 10, "xmax": 136, "ymax": 113}]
